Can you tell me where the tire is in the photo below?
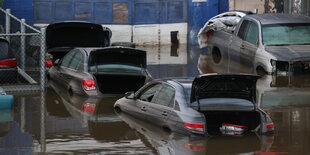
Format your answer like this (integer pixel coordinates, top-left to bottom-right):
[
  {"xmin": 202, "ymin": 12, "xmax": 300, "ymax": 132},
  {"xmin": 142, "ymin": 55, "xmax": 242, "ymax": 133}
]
[
  {"xmin": 212, "ymin": 47, "xmax": 221, "ymax": 64},
  {"xmin": 256, "ymin": 66, "xmax": 267, "ymax": 76}
]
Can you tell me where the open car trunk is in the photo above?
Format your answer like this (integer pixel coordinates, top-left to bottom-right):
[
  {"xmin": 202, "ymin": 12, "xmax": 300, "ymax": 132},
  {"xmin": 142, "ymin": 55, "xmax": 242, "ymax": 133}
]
[
  {"xmin": 190, "ymin": 74, "xmax": 261, "ymax": 135},
  {"xmin": 89, "ymin": 47, "xmax": 147, "ymax": 94},
  {"xmin": 46, "ymin": 22, "xmax": 111, "ymax": 60},
  {"xmin": 93, "ymin": 73, "xmax": 146, "ymax": 94}
]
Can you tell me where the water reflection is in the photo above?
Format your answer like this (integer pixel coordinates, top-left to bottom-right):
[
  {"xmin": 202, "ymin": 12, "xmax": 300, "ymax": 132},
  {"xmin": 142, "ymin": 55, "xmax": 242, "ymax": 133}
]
[
  {"xmin": 140, "ymin": 44, "xmax": 200, "ymax": 78},
  {"xmin": 198, "ymin": 52, "xmax": 310, "ymax": 154},
  {"xmin": 3, "ymin": 44, "xmax": 310, "ymax": 154},
  {"xmin": 42, "ymin": 81, "xmax": 153, "ymax": 154},
  {"xmin": 0, "ymin": 107, "xmax": 33, "ymax": 154},
  {"xmin": 117, "ymin": 112, "xmax": 274, "ymax": 155}
]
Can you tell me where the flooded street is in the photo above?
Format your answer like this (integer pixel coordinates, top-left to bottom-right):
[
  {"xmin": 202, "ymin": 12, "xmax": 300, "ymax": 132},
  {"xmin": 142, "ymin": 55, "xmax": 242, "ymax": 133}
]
[{"xmin": 2, "ymin": 45, "xmax": 310, "ymax": 154}]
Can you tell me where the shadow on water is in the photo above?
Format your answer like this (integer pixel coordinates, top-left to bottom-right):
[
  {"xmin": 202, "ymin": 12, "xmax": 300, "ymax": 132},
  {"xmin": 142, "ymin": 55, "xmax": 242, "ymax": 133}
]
[{"xmin": 198, "ymin": 51, "xmax": 310, "ymax": 155}]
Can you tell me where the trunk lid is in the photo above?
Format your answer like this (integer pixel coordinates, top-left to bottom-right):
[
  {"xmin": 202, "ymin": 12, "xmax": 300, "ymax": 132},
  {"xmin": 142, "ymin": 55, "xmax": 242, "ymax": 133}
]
[
  {"xmin": 88, "ymin": 47, "xmax": 146, "ymax": 69},
  {"xmin": 46, "ymin": 22, "xmax": 111, "ymax": 59},
  {"xmin": 190, "ymin": 74, "xmax": 260, "ymax": 105}
]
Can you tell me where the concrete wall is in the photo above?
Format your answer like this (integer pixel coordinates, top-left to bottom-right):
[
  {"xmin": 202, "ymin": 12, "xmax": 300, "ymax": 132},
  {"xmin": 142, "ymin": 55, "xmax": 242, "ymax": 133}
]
[
  {"xmin": 229, "ymin": 0, "xmax": 310, "ymax": 16},
  {"xmin": 229, "ymin": 0, "xmax": 265, "ymax": 13}
]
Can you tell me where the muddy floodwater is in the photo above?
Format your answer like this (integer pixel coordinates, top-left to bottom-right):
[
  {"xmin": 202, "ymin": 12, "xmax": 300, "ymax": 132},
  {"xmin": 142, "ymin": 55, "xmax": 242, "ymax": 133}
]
[{"xmin": 1, "ymin": 45, "xmax": 310, "ymax": 154}]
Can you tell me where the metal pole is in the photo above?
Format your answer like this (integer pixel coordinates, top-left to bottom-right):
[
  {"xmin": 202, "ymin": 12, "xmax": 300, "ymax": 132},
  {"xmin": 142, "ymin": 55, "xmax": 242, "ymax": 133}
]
[
  {"xmin": 20, "ymin": 97, "xmax": 26, "ymax": 132},
  {"xmin": 40, "ymin": 28, "xmax": 46, "ymax": 152},
  {"xmin": 5, "ymin": 9, "xmax": 11, "ymax": 41},
  {"xmin": 21, "ymin": 19, "xmax": 26, "ymax": 70},
  {"xmin": 40, "ymin": 28, "xmax": 46, "ymax": 91},
  {"xmin": 40, "ymin": 89, "xmax": 46, "ymax": 152}
]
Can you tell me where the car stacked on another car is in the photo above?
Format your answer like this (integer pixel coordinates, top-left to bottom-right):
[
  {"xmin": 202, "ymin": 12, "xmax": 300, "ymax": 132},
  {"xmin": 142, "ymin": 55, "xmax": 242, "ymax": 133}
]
[
  {"xmin": 114, "ymin": 74, "xmax": 274, "ymax": 136},
  {"xmin": 199, "ymin": 12, "xmax": 310, "ymax": 75}
]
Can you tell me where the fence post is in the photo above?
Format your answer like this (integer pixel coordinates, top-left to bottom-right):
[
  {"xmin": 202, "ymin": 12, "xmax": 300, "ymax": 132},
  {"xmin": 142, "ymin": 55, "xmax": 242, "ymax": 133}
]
[
  {"xmin": 5, "ymin": 9, "xmax": 11, "ymax": 41},
  {"xmin": 40, "ymin": 28, "xmax": 46, "ymax": 91},
  {"xmin": 20, "ymin": 19, "xmax": 26, "ymax": 70}
]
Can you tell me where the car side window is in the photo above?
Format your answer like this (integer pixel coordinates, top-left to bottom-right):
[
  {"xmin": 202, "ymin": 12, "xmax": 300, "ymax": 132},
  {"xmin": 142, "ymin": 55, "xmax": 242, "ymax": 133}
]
[
  {"xmin": 139, "ymin": 84, "xmax": 162, "ymax": 103},
  {"xmin": 153, "ymin": 84, "xmax": 175, "ymax": 107},
  {"xmin": 245, "ymin": 22, "xmax": 259, "ymax": 45},
  {"xmin": 61, "ymin": 51, "xmax": 76, "ymax": 68},
  {"xmin": 237, "ymin": 20, "xmax": 250, "ymax": 40},
  {"xmin": 68, "ymin": 52, "xmax": 82, "ymax": 70}
]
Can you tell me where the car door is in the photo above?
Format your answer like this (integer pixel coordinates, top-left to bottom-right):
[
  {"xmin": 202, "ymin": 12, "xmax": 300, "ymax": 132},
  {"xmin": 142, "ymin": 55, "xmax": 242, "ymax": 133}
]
[
  {"xmin": 53, "ymin": 50, "xmax": 76, "ymax": 87},
  {"xmin": 229, "ymin": 19, "xmax": 250, "ymax": 73},
  {"xmin": 66, "ymin": 50, "xmax": 84, "ymax": 94},
  {"xmin": 240, "ymin": 21, "xmax": 259, "ymax": 73},
  {"xmin": 127, "ymin": 83, "xmax": 162, "ymax": 122},
  {"xmin": 146, "ymin": 83, "xmax": 176, "ymax": 127}
]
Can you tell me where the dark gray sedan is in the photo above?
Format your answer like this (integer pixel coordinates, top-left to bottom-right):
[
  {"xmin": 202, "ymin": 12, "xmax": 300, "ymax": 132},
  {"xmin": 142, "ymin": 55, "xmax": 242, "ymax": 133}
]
[
  {"xmin": 47, "ymin": 46, "xmax": 152, "ymax": 97},
  {"xmin": 114, "ymin": 74, "xmax": 274, "ymax": 136}
]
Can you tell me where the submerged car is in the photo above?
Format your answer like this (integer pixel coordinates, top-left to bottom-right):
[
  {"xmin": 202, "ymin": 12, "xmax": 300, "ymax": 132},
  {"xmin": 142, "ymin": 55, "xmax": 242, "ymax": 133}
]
[
  {"xmin": 114, "ymin": 74, "xmax": 274, "ymax": 136},
  {"xmin": 117, "ymin": 112, "xmax": 274, "ymax": 155},
  {"xmin": 47, "ymin": 46, "xmax": 152, "ymax": 96}
]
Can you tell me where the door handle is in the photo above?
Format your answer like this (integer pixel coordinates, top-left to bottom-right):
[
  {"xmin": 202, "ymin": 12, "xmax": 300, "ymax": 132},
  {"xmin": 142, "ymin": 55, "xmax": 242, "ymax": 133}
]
[
  {"xmin": 162, "ymin": 111, "xmax": 168, "ymax": 116},
  {"xmin": 141, "ymin": 106, "xmax": 146, "ymax": 111}
]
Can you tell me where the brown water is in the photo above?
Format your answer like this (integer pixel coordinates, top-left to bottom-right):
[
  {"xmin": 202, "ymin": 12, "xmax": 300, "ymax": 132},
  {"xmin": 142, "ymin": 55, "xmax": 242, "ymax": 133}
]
[{"xmin": 1, "ymin": 45, "xmax": 310, "ymax": 154}]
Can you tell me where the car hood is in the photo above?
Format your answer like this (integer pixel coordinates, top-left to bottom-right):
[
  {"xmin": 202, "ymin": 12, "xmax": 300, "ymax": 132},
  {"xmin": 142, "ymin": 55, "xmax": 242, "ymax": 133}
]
[
  {"xmin": 265, "ymin": 45, "xmax": 310, "ymax": 61},
  {"xmin": 88, "ymin": 47, "xmax": 147, "ymax": 68},
  {"xmin": 190, "ymin": 74, "xmax": 260, "ymax": 103},
  {"xmin": 46, "ymin": 22, "xmax": 111, "ymax": 50}
]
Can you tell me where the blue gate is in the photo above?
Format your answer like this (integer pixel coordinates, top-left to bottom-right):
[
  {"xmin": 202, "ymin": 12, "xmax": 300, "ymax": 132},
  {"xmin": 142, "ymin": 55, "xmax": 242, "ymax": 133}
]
[{"xmin": 32, "ymin": 0, "xmax": 187, "ymax": 25}]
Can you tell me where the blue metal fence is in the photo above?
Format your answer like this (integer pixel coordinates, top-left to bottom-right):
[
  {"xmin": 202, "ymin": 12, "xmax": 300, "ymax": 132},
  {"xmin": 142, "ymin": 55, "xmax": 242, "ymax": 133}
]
[{"xmin": 31, "ymin": 0, "xmax": 187, "ymax": 25}]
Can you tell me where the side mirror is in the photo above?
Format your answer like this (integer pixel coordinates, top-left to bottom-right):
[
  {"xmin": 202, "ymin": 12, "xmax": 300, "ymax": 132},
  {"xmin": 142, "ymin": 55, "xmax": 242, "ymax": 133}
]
[{"xmin": 124, "ymin": 91, "xmax": 135, "ymax": 99}]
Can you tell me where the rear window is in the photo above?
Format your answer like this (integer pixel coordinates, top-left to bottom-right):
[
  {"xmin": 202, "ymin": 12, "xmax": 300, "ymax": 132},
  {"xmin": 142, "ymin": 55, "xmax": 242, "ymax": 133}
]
[
  {"xmin": 183, "ymin": 84, "xmax": 192, "ymax": 102},
  {"xmin": 88, "ymin": 64, "xmax": 142, "ymax": 73},
  {"xmin": 196, "ymin": 78, "xmax": 254, "ymax": 101}
]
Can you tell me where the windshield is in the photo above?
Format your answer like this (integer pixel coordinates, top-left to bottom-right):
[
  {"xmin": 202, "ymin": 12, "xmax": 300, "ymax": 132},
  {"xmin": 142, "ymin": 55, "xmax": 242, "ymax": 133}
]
[
  {"xmin": 88, "ymin": 64, "xmax": 143, "ymax": 73},
  {"xmin": 263, "ymin": 23, "xmax": 310, "ymax": 46}
]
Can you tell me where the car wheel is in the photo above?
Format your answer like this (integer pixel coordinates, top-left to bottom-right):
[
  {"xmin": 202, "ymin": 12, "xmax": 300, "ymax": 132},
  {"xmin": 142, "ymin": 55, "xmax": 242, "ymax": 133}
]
[
  {"xmin": 114, "ymin": 106, "xmax": 121, "ymax": 113},
  {"xmin": 212, "ymin": 47, "xmax": 221, "ymax": 64},
  {"xmin": 256, "ymin": 66, "xmax": 267, "ymax": 76}
]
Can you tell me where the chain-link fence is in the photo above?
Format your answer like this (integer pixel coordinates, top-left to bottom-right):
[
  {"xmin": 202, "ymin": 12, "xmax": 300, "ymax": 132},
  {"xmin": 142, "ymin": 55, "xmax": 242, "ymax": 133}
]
[{"xmin": 0, "ymin": 8, "xmax": 46, "ymax": 93}]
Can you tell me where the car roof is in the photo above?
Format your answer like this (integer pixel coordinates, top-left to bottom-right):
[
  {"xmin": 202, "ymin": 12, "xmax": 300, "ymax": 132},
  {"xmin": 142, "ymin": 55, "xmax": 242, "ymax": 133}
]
[
  {"xmin": 153, "ymin": 77, "xmax": 194, "ymax": 88},
  {"xmin": 77, "ymin": 46, "xmax": 141, "ymax": 55},
  {"xmin": 247, "ymin": 13, "xmax": 310, "ymax": 25}
]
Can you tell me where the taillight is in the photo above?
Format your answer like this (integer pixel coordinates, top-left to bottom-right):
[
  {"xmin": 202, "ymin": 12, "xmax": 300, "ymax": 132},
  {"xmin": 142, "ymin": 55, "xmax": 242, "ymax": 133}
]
[
  {"xmin": 82, "ymin": 79, "xmax": 96, "ymax": 91},
  {"xmin": 207, "ymin": 31, "xmax": 212, "ymax": 38},
  {"xmin": 184, "ymin": 122, "xmax": 204, "ymax": 133},
  {"xmin": 83, "ymin": 102, "xmax": 96, "ymax": 113},
  {"xmin": 0, "ymin": 59, "xmax": 16, "ymax": 67},
  {"xmin": 266, "ymin": 123, "xmax": 274, "ymax": 130},
  {"xmin": 184, "ymin": 142, "xmax": 205, "ymax": 151},
  {"xmin": 45, "ymin": 60, "xmax": 53, "ymax": 68}
]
